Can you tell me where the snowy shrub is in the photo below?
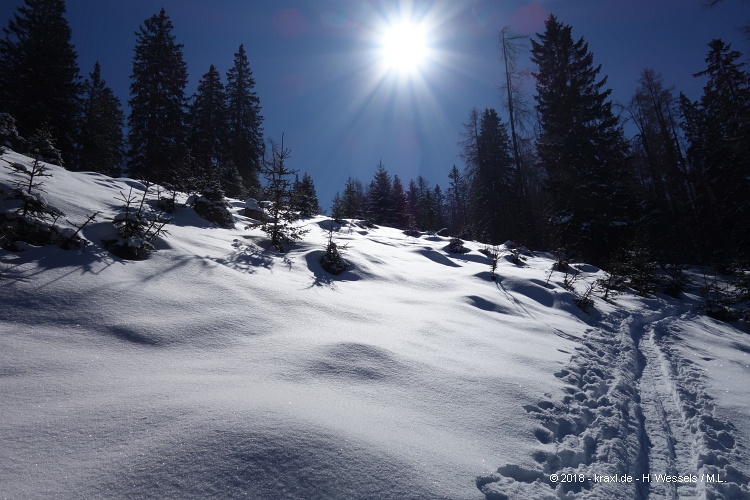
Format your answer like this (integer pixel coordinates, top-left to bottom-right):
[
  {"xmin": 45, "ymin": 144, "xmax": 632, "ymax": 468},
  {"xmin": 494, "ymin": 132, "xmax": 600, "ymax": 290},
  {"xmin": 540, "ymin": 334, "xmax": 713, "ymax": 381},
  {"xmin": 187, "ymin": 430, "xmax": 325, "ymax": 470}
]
[
  {"xmin": 616, "ymin": 245, "xmax": 658, "ymax": 297},
  {"xmin": 448, "ymin": 237, "xmax": 468, "ymax": 253},
  {"xmin": 596, "ymin": 271, "xmax": 625, "ymax": 302},
  {"xmin": 0, "ymin": 141, "xmax": 92, "ymax": 251},
  {"xmin": 105, "ymin": 184, "xmax": 170, "ymax": 260},
  {"xmin": 561, "ymin": 267, "xmax": 580, "ymax": 291},
  {"xmin": 486, "ymin": 245, "xmax": 501, "ymax": 281},
  {"xmin": 658, "ymin": 263, "xmax": 689, "ymax": 299},
  {"xmin": 320, "ymin": 222, "xmax": 349, "ymax": 275},
  {"xmin": 502, "ymin": 242, "xmax": 529, "ymax": 266},
  {"xmin": 552, "ymin": 248, "xmax": 571, "ymax": 272},
  {"xmin": 25, "ymin": 129, "xmax": 63, "ymax": 166},
  {"xmin": 574, "ymin": 282, "xmax": 596, "ymax": 311},
  {"xmin": 701, "ymin": 274, "xmax": 738, "ymax": 321},
  {"xmin": 187, "ymin": 185, "xmax": 235, "ymax": 228},
  {"xmin": 155, "ymin": 183, "xmax": 178, "ymax": 214}
]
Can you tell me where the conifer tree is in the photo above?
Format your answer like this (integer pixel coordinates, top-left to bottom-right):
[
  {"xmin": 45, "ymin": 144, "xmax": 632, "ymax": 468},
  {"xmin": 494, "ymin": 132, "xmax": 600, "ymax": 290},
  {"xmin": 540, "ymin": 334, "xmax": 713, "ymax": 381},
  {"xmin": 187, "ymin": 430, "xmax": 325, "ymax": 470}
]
[
  {"xmin": 257, "ymin": 138, "xmax": 308, "ymax": 251},
  {"xmin": 366, "ymin": 161, "xmax": 393, "ymax": 225},
  {"xmin": 342, "ymin": 177, "xmax": 362, "ymax": 219},
  {"xmin": 531, "ymin": 15, "xmax": 635, "ymax": 262},
  {"xmin": 291, "ymin": 172, "xmax": 319, "ymax": 218},
  {"xmin": 681, "ymin": 39, "xmax": 750, "ymax": 260},
  {"xmin": 628, "ymin": 69, "xmax": 695, "ymax": 258},
  {"xmin": 127, "ymin": 8, "xmax": 188, "ymax": 185},
  {"xmin": 77, "ymin": 62, "xmax": 124, "ymax": 176},
  {"xmin": 0, "ymin": 0, "xmax": 80, "ymax": 165},
  {"xmin": 446, "ymin": 165, "xmax": 469, "ymax": 236},
  {"xmin": 467, "ymin": 108, "xmax": 515, "ymax": 244},
  {"xmin": 226, "ymin": 44, "xmax": 264, "ymax": 195},
  {"xmin": 405, "ymin": 179, "xmax": 420, "ymax": 229},
  {"xmin": 391, "ymin": 174, "xmax": 408, "ymax": 229},
  {"xmin": 331, "ymin": 191, "xmax": 344, "ymax": 221},
  {"xmin": 414, "ymin": 176, "xmax": 436, "ymax": 232},
  {"xmin": 188, "ymin": 64, "xmax": 229, "ymax": 188}
]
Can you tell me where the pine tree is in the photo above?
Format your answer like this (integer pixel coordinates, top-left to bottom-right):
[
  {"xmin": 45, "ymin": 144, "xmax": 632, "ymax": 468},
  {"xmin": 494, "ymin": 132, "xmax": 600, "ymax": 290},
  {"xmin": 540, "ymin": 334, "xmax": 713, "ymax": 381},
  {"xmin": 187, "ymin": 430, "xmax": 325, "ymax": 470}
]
[
  {"xmin": 331, "ymin": 191, "xmax": 344, "ymax": 221},
  {"xmin": 341, "ymin": 177, "xmax": 362, "ymax": 219},
  {"xmin": 405, "ymin": 179, "xmax": 420, "ymax": 230},
  {"xmin": 226, "ymin": 44, "xmax": 264, "ymax": 196},
  {"xmin": 446, "ymin": 165, "xmax": 469, "ymax": 236},
  {"xmin": 433, "ymin": 184, "xmax": 445, "ymax": 231},
  {"xmin": 391, "ymin": 174, "xmax": 408, "ymax": 229},
  {"xmin": 531, "ymin": 15, "xmax": 635, "ymax": 262},
  {"xmin": 0, "ymin": 0, "xmax": 80, "ymax": 165},
  {"xmin": 414, "ymin": 176, "xmax": 436, "ymax": 232},
  {"xmin": 682, "ymin": 39, "xmax": 750, "ymax": 260},
  {"xmin": 77, "ymin": 62, "xmax": 124, "ymax": 176},
  {"xmin": 291, "ymin": 172, "xmax": 319, "ymax": 218},
  {"xmin": 127, "ymin": 8, "xmax": 188, "ymax": 185},
  {"xmin": 467, "ymin": 108, "xmax": 515, "ymax": 244},
  {"xmin": 366, "ymin": 160, "xmax": 393, "ymax": 225},
  {"xmin": 628, "ymin": 69, "xmax": 695, "ymax": 259},
  {"xmin": 188, "ymin": 64, "xmax": 229, "ymax": 188},
  {"xmin": 257, "ymin": 138, "xmax": 308, "ymax": 251}
]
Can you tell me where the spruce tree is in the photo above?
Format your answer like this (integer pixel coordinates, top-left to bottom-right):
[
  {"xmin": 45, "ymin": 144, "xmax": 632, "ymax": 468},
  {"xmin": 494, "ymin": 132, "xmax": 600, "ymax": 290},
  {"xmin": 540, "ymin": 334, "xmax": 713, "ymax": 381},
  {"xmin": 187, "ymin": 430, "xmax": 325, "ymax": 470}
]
[
  {"xmin": 291, "ymin": 172, "xmax": 319, "ymax": 218},
  {"xmin": 682, "ymin": 39, "xmax": 750, "ymax": 260},
  {"xmin": 127, "ymin": 8, "xmax": 188, "ymax": 185},
  {"xmin": 447, "ymin": 165, "xmax": 469, "ymax": 236},
  {"xmin": 366, "ymin": 161, "xmax": 393, "ymax": 225},
  {"xmin": 77, "ymin": 62, "xmax": 124, "ymax": 176},
  {"xmin": 467, "ymin": 108, "xmax": 515, "ymax": 244},
  {"xmin": 414, "ymin": 176, "xmax": 436, "ymax": 232},
  {"xmin": 0, "ymin": 0, "xmax": 80, "ymax": 165},
  {"xmin": 405, "ymin": 179, "xmax": 420, "ymax": 229},
  {"xmin": 531, "ymin": 15, "xmax": 634, "ymax": 262},
  {"xmin": 226, "ymin": 44, "xmax": 264, "ymax": 195},
  {"xmin": 391, "ymin": 174, "xmax": 408, "ymax": 229},
  {"xmin": 629, "ymin": 69, "xmax": 695, "ymax": 259},
  {"xmin": 331, "ymin": 191, "xmax": 344, "ymax": 221},
  {"xmin": 257, "ymin": 139, "xmax": 308, "ymax": 251},
  {"xmin": 188, "ymin": 64, "xmax": 229, "ymax": 188},
  {"xmin": 342, "ymin": 177, "xmax": 362, "ymax": 219}
]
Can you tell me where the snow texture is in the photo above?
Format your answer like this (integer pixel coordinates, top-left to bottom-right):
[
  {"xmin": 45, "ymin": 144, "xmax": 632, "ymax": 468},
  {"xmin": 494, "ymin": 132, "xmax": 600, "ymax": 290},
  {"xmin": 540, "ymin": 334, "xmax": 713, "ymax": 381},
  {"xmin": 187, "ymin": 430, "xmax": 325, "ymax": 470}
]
[{"xmin": 1, "ymin": 149, "xmax": 749, "ymax": 499}]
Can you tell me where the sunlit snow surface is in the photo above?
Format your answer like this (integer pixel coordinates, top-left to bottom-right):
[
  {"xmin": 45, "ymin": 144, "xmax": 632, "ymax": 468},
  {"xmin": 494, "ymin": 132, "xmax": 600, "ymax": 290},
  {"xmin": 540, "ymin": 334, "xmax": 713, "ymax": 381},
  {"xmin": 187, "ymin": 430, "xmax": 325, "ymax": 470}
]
[{"xmin": 1, "ymin": 152, "xmax": 749, "ymax": 499}]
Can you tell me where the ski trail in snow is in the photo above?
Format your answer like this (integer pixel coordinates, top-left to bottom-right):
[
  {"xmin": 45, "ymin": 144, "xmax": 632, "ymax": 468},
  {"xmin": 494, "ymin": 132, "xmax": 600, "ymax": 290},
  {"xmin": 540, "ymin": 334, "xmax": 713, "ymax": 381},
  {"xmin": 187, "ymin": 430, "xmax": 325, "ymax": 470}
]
[
  {"xmin": 477, "ymin": 305, "xmax": 750, "ymax": 500},
  {"xmin": 632, "ymin": 311, "xmax": 701, "ymax": 499}
]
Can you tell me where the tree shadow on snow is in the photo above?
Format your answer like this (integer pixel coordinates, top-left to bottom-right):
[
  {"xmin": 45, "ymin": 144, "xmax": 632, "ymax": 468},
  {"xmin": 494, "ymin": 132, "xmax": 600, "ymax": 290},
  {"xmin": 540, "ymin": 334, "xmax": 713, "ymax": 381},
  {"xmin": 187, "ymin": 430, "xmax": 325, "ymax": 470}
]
[
  {"xmin": 212, "ymin": 243, "xmax": 275, "ymax": 274},
  {"xmin": 415, "ymin": 246, "xmax": 462, "ymax": 267},
  {"xmin": 0, "ymin": 236, "xmax": 124, "ymax": 288}
]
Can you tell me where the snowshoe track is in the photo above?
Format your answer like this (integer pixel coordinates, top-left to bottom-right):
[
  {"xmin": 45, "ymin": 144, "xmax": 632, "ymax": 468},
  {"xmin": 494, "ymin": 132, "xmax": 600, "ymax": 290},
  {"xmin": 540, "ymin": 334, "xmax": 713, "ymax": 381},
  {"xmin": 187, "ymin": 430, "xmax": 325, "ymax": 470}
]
[{"xmin": 477, "ymin": 308, "xmax": 750, "ymax": 500}]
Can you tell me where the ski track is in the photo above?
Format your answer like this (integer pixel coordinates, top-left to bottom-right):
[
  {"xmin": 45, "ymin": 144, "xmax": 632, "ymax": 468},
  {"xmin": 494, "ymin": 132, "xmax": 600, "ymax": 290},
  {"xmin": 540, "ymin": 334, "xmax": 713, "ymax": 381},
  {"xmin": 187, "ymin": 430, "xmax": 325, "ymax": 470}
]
[{"xmin": 477, "ymin": 304, "xmax": 750, "ymax": 500}]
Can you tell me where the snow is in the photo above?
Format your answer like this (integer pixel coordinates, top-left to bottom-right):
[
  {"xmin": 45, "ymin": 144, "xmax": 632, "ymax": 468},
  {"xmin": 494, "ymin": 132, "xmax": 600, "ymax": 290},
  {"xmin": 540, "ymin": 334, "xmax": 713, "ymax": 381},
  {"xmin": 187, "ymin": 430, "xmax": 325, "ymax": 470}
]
[{"xmin": 1, "ymin": 149, "xmax": 749, "ymax": 499}]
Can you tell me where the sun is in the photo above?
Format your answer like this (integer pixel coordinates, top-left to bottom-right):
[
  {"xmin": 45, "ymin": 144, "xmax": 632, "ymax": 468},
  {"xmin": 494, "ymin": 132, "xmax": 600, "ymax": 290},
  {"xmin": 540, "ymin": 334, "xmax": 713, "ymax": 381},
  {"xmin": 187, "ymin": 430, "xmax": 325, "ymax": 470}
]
[{"xmin": 379, "ymin": 20, "xmax": 430, "ymax": 76}]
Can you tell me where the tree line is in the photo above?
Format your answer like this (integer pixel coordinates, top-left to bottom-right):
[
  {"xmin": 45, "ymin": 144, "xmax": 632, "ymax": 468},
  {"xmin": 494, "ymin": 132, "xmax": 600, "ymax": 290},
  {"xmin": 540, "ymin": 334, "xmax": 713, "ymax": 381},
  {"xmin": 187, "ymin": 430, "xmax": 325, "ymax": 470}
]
[
  {"xmin": 1, "ymin": 1, "xmax": 748, "ymax": 266},
  {"xmin": 327, "ymin": 14, "xmax": 749, "ymax": 266},
  {"xmin": 0, "ymin": 1, "xmax": 265, "ymax": 201}
]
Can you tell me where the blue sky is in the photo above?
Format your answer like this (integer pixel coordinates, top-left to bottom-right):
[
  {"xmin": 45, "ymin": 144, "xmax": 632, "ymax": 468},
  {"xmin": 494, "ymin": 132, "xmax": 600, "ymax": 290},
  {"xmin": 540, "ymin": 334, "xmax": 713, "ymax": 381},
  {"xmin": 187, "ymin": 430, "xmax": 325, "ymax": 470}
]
[{"xmin": 1, "ymin": 0, "xmax": 748, "ymax": 209}]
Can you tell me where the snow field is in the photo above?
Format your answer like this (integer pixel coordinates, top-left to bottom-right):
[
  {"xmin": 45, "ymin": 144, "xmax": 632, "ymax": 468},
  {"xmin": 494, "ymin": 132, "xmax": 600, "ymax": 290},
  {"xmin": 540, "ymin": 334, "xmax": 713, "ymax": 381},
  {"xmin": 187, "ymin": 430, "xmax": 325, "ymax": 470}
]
[{"xmin": 1, "ymin": 152, "xmax": 749, "ymax": 499}]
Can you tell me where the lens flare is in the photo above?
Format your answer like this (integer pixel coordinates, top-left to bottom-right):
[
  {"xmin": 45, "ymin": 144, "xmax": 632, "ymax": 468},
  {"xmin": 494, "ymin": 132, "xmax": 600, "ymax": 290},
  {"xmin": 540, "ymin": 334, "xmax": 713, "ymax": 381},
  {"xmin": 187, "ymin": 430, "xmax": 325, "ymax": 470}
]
[{"xmin": 380, "ymin": 21, "xmax": 428, "ymax": 75}]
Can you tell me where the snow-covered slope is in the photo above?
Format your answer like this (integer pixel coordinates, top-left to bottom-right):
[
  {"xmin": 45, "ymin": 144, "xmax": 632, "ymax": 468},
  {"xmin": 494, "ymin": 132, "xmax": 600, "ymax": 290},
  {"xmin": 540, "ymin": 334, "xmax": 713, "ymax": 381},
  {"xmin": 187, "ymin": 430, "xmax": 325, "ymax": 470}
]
[{"xmin": 1, "ymin": 152, "xmax": 749, "ymax": 500}]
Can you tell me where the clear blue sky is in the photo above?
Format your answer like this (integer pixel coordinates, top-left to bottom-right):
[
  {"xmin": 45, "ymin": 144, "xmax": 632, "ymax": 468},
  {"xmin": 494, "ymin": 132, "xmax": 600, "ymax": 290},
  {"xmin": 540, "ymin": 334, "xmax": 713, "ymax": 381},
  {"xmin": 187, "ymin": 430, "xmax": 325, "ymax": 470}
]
[{"xmin": 2, "ymin": 0, "xmax": 748, "ymax": 209}]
